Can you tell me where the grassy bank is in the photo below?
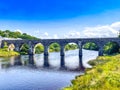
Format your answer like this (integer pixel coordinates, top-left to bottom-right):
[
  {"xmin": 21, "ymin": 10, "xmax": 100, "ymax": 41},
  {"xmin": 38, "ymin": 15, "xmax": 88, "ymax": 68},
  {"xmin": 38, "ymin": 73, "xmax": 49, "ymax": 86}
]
[
  {"xmin": 64, "ymin": 54, "xmax": 120, "ymax": 90},
  {"xmin": 0, "ymin": 49, "xmax": 20, "ymax": 57}
]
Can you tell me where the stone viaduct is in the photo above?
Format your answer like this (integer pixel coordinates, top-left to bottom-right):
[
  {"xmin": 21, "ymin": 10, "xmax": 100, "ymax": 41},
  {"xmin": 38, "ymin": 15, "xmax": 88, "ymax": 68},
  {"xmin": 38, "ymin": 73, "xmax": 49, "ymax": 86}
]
[{"xmin": 0, "ymin": 38, "xmax": 120, "ymax": 69}]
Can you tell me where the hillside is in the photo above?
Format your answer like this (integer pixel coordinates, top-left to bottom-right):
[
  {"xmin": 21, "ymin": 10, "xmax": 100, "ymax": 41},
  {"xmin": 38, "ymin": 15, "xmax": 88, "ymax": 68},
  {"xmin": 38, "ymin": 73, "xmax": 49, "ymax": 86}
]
[{"xmin": 0, "ymin": 30, "xmax": 39, "ymax": 40}]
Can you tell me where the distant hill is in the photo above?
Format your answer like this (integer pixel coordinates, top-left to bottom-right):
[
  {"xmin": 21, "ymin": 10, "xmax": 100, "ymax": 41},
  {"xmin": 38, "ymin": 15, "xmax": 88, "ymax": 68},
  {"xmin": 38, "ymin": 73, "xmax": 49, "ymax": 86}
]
[{"xmin": 0, "ymin": 30, "xmax": 39, "ymax": 40}]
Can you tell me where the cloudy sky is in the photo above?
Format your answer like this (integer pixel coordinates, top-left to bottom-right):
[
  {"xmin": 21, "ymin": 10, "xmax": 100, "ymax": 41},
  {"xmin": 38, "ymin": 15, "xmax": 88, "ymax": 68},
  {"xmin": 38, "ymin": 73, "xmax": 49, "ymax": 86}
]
[{"xmin": 0, "ymin": 0, "xmax": 120, "ymax": 39}]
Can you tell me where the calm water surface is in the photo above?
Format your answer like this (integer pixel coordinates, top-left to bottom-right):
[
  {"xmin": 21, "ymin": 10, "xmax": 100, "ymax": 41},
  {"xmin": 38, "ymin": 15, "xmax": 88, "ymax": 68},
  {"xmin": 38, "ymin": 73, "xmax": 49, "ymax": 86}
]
[{"xmin": 0, "ymin": 49, "xmax": 98, "ymax": 90}]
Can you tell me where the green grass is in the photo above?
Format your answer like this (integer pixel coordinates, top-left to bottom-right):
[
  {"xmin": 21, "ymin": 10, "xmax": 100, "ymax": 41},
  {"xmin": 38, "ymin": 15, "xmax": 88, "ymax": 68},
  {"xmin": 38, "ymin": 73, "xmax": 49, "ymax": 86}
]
[
  {"xmin": 0, "ymin": 49, "xmax": 20, "ymax": 57},
  {"xmin": 63, "ymin": 55, "xmax": 120, "ymax": 90}
]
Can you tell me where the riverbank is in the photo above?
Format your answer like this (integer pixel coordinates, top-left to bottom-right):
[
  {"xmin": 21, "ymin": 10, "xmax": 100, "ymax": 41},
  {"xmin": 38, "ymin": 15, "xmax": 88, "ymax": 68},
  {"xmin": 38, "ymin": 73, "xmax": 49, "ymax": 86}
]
[
  {"xmin": 64, "ymin": 54, "xmax": 120, "ymax": 90},
  {"xmin": 0, "ymin": 49, "xmax": 20, "ymax": 57}
]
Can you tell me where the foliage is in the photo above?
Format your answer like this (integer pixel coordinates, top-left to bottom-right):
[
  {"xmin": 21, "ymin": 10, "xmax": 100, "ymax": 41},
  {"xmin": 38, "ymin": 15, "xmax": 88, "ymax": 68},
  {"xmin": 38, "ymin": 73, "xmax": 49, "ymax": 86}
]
[
  {"xmin": 20, "ymin": 43, "xmax": 29, "ymax": 54},
  {"xmin": 103, "ymin": 42, "xmax": 119, "ymax": 55},
  {"xmin": 0, "ymin": 30, "xmax": 39, "ymax": 40},
  {"xmin": 49, "ymin": 43, "xmax": 60, "ymax": 52},
  {"xmin": 83, "ymin": 42, "xmax": 98, "ymax": 51},
  {"xmin": 65, "ymin": 43, "xmax": 78, "ymax": 51},
  {"xmin": 83, "ymin": 42, "xmax": 120, "ymax": 55},
  {"xmin": 19, "ymin": 33, "xmax": 38, "ymax": 40},
  {"xmin": 3, "ymin": 42, "xmax": 8, "ymax": 51},
  {"xmin": 35, "ymin": 44, "xmax": 44, "ymax": 54},
  {"xmin": 63, "ymin": 55, "xmax": 120, "ymax": 90},
  {"xmin": 0, "ymin": 48, "xmax": 20, "ymax": 57},
  {"xmin": 48, "ymin": 43, "xmax": 78, "ymax": 52}
]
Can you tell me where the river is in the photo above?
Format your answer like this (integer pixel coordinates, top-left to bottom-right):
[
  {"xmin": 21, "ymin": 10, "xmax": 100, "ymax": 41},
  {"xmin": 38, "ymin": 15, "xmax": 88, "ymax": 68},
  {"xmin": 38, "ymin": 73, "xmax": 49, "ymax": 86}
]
[{"xmin": 0, "ymin": 49, "xmax": 98, "ymax": 90}]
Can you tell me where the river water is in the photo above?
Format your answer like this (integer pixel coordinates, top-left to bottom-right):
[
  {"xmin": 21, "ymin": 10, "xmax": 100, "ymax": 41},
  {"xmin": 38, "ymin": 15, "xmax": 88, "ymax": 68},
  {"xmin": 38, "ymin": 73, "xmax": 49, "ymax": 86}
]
[{"xmin": 0, "ymin": 49, "xmax": 98, "ymax": 90}]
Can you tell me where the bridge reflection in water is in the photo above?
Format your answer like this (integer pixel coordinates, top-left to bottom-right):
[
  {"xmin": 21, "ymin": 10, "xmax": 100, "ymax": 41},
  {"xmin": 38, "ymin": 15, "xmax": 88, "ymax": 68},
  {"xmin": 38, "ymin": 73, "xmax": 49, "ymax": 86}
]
[{"xmin": 0, "ymin": 55, "xmax": 84, "ymax": 71}]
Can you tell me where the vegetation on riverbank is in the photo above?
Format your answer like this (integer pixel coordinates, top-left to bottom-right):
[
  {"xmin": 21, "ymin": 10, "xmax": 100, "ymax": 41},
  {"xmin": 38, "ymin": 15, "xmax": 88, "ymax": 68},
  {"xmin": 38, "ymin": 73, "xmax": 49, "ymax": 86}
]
[
  {"xmin": 64, "ymin": 54, "xmax": 120, "ymax": 90},
  {"xmin": 0, "ymin": 48, "xmax": 20, "ymax": 57},
  {"xmin": 83, "ymin": 42, "xmax": 120, "ymax": 55},
  {"xmin": 0, "ymin": 42, "xmax": 20, "ymax": 57}
]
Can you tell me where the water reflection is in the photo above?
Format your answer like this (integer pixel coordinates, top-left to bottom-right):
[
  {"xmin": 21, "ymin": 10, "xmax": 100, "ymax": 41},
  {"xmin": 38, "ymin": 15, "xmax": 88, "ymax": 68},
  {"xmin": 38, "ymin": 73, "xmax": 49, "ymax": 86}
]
[
  {"xmin": 0, "ymin": 49, "xmax": 98, "ymax": 90},
  {"xmin": 0, "ymin": 49, "xmax": 98, "ymax": 71}
]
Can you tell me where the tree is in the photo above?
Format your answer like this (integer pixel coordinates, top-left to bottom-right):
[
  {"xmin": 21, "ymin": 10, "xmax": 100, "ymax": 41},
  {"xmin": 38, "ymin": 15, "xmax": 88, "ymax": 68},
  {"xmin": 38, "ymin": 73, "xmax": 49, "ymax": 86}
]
[
  {"xmin": 20, "ymin": 44, "xmax": 29, "ymax": 54},
  {"xmin": 35, "ymin": 44, "xmax": 44, "ymax": 54},
  {"xmin": 65, "ymin": 43, "xmax": 78, "ymax": 51},
  {"xmin": 83, "ymin": 42, "xmax": 98, "ymax": 51},
  {"xmin": 104, "ymin": 42, "xmax": 119, "ymax": 55},
  {"xmin": 0, "ymin": 30, "xmax": 39, "ymax": 40},
  {"xmin": 3, "ymin": 42, "xmax": 8, "ymax": 51},
  {"xmin": 49, "ymin": 43, "xmax": 60, "ymax": 52}
]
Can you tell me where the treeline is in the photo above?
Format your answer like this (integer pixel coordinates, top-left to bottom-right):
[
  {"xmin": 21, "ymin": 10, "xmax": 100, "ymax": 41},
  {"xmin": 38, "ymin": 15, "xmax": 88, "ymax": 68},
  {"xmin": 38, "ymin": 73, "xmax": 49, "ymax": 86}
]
[
  {"xmin": 83, "ymin": 42, "xmax": 120, "ymax": 55},
  {"xmin": 0, "ymin": 30, "xmax": 39, "ymax": 40}
]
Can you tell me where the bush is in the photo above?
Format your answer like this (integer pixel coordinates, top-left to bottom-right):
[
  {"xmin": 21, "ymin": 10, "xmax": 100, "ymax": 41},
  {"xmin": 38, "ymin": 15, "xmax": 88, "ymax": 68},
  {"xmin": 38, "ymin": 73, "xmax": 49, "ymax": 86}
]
[{"xmin": 3, "ymin": 42, "xmax": 8, "ymax": 51}]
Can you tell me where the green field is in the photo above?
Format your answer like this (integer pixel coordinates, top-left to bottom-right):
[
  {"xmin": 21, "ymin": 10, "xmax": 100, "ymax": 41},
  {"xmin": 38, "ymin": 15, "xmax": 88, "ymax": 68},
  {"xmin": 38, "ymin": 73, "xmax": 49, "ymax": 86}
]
[
  {"xmin": 0, "ymin": 49, "xmax": 20, "ymax": 57},
  {"xmin": 64, "ymin": 54, "xmax": 120, "ymax": 90}
]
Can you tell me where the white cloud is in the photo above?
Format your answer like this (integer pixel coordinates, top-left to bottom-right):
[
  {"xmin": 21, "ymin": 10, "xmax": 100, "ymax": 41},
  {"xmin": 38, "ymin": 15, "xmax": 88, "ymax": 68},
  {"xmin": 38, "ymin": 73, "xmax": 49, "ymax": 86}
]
[
  {"xmin": 30, "ymin": 21, "xmax": 120, "ymax": 39},
  {"xmin": 44, "ymin": 32, "xmax": 49, "ymax": 36},
  {"xmin": 53, "ymin": 34, "xmax": 59, "ymax": 39},
  {"xmin": 111, "ymin": 22, "xmax": 120, "ymax": 30},
  {"xmin": 14, "ymin": 29, "xmax": 22, "ymax": 33},
  {"xmin": 63, "ymin": 21, "xmax": 120, "ymax": 38},
  {"xmin": 40, "ymin": 32, "xmax": 52, "ymax": 39},
  {"xmin": 81, "ymin": 22, "xmax": 119, "ymax": 38},
  {"xmin": 64, "ymin": 30, "xmax": 81, "ymax": 38}
]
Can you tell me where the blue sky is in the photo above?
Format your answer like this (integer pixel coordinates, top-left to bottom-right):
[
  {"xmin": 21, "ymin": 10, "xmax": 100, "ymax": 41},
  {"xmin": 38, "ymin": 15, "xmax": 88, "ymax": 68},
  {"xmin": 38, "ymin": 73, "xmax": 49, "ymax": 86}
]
[{"xmin": 0, "ymin": 0, "xmax": 120, "ymax": 38}]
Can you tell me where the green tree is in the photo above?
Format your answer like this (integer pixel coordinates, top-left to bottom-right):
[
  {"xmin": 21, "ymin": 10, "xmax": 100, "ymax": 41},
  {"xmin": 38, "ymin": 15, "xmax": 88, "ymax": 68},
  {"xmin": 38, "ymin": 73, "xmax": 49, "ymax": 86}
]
[
  {"xmin": 65, "ymin": 43, "xmax": 78, "ymax": 51},
  {"xmin": 3, "ymin": 42, "xmax": 8, "ymax": 51},
  {"xmin": 35, "ymin": 44, "xmax": 44, "ymax": 54},
  {"xmin": 20, "ymin": 43, "xmax": 29, "ymax": 54},
  {"xmin": 104, "ymin": 42, "xmax": 119, "ymax": 55},
  {"xmin": 0, "ymin": 30, "xmax": 39, "ymax": 40},
  {"xmin": 49, "ymin": 43, "xmax": 60, "ymax": 52},
  {"xmin": 83, "ymin": 42, "xmax": 98, "ymax": 51}
]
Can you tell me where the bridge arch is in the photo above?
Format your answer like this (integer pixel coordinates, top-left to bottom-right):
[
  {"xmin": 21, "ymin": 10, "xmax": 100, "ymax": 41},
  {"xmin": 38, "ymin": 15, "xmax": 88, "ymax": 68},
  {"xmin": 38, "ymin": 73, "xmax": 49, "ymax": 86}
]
[
  {"xmin": 32, "ymin": 43, "xmax": 44, "ymax": 67},
  {"xmin": 81, "ymin": 41, "xmax": 99, "ymax": 67},
  {"xmin": 33, "ymin": 43, "xmax": 44, "ymax": 54},
  {"xmin": 48, "ymin": 42, "xmax": 61, "ymax": 68},
  {"xmin": 64, "ymin": 42, "xmax": 79, "ymax": 69}
]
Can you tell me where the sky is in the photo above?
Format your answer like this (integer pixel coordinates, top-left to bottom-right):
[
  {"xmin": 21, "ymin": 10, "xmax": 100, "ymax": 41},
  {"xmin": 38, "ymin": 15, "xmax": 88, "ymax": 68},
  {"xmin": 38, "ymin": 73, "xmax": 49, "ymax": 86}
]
[{"xmin": 0, "ymin": 0, "xmax": 120, "ymax": 38}]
